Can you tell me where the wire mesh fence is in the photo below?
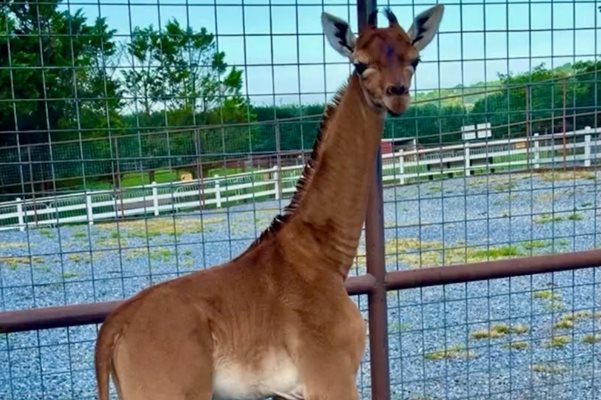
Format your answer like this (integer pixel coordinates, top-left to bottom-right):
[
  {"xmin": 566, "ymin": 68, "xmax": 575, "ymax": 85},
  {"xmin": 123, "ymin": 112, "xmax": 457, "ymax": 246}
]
[{"xmin": 1, "ymin": 0, "xmax": 601, "ymax": 399}]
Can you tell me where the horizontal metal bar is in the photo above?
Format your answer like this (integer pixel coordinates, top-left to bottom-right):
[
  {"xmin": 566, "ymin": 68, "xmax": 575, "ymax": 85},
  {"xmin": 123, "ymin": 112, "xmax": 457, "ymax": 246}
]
[
  {"xmin": 2, "ymin": 250, "xmax": 601, "ymax": 334},
  {"xmin": 0, "ymin": 274, "xmax": 377, "ymax": 334},
  {"xmin": 385, "ymin": 249, "xmax": 601, "ymax": 291}
]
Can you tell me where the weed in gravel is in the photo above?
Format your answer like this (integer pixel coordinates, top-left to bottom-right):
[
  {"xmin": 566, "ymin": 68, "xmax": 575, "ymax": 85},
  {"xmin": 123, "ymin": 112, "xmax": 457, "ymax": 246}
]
[
  {"xmin": 512, "ymin": 324, "xmax": 529, "ymax": 334},
  {"xmin": 150, "ymin": 247, "xmax": 173, "ymax": 262},
  {"xmin": 533, "ymin": 290, "xmax": 561, "ymax": 302},
  {"xmin": 1, "ymin": 256, "xmax": 44, "ymax": 270},
  {"xmin": 539, "ymin": 171, "xmax": 595, "ymax": 182},
  {"xmin": 543, "ymin": 335, "xmax": 570, "ymax": 348},
  {"xmin": 535, "ymin": 214, "xmax": 563, "ymax": 224},
  {"xmin": 72, "ymin": 231, "xmax": 87, "ymax": 239},
  {"xmin": 39, "ymin": 229, "xmax": 55, "ymax": 238},
  {"xmin": 35, "ymin": 265, "xmax": 51, "ymax": 273},
  {"xmin": 532, "ymin": 362, "xmax": 567, "ymax": 374},
  {"xmin": 553, "ymin": 319, "xmax": 574, "ymax": 330},
  {"xmin": 502, "ymin": 341, "xmax": 528, "ymax": 350},
  {"xmin": 424, "ymin": 344, "xmax": 475, "ymax": 360},
  {"xmin": 581, "ymin": 334, "xmax": 601, "ymax": 344},
  {"xmin": 0, "ymin": 242, "xmax": 26, "ymax": 249},
  {"xmin": 471, "ymin": 324, "xmax": 511, "ymax": 340},
  {"xmin": 385, "ymin": 238, "xmax": 527, "ymax": 269},
  {"xmin": 62, "ymin": 272, "xmax": 78, "ymax": 279},
  {"xmin": 98, "ymin": 217, "xmax": 224, "ymax": 238},
  {"xmin": 390, "ymin": 322, "xmax": 411, "ymax": 333},
  {"xmin": 523, "ymin": 240, "xmax": 551, "ymax": 250}
]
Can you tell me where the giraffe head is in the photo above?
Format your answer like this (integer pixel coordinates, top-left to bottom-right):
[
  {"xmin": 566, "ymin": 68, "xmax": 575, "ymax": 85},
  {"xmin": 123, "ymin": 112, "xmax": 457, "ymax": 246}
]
[{"xmin": 321, "ymin": 5, "xmax": 444, "ymax": 116}]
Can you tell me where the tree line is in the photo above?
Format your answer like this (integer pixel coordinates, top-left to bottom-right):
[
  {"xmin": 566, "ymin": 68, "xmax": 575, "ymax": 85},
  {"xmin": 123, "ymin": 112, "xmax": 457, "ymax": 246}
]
[{"xmin": 1, "ymin": 0, "xmax": 600, "ymax": 197}]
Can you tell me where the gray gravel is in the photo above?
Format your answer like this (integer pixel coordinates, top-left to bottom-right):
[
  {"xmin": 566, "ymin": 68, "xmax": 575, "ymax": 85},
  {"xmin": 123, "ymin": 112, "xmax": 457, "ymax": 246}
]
[{"xmin": 2, "ymin": 171, "xmax": 601, "ymax": 399}]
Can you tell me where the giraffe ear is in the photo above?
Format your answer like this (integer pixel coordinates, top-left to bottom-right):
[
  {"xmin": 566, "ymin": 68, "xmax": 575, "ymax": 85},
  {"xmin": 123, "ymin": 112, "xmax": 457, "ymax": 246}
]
[
  {"xmin": 407, "ymin": 4, "xmax": 444, "ymax": 52},
  {"xmin": 321, "ymin": 12, "xmax": 356, "ymax": 58}
]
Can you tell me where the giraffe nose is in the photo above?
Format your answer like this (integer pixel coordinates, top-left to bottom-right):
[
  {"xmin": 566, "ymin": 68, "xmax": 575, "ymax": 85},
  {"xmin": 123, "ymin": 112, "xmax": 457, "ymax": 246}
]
[{"xmin": 386, "ymin": 85, "xmax": 408, "ymax": 96}]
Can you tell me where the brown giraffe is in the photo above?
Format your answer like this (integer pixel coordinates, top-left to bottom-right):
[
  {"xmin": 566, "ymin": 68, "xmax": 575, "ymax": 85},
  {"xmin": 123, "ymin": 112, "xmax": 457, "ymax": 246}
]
[{"xmin": 94, "ymin": 5, "xmax": 443, "ymax": 400}]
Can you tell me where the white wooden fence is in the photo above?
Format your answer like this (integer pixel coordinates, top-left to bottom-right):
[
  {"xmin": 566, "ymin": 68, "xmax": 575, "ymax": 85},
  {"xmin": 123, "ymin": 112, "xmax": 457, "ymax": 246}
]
[{"xmin": 1, "ymin": 127, "xmax": 599, "ymax": 231}]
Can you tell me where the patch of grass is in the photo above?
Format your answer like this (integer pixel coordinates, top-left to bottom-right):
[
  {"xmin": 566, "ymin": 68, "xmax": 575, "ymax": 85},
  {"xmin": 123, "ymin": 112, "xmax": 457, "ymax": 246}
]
[
  {"xmin": 35, "ymin": 265, "xmax": 51, "ymax": 273},
  {"xmin": 581, "ymin": 334, "xmax": 601, "ymax": 344},
  {"xmin": 471, "ymin": 324, "xmax": 511, "ymax": 340},
  {"xmin": 183, "ymin": 249, "xmax": 192, "ymax": 256},
  {"xmin": 62, "ymin": 272, "xmax": 78, "ymax": 279},
  {"xmin": 502, "ymin": 341, "xmax": 528, "ymax": 350},
  {"xmin": 559, "ymin": 310, "xmax": 593, "ymax": 322},
  {"xmin": 67, "ymin": 253, "xmax": 87, "ymax": 263},
  {"xmin": 385, "ymin": 238, "xmax": 527, "ymax": 269},
  {"xmin": 512, "ymin": 324, "xmax": 529, "ymax": 335},
  {"xmin": 543, "ymin": 335, "xmax": 570, "ymax": 348},
  {"xmin": 1, "ymin": 256, "xmax": 44, "ymax": 270},
  {"xmin": 150, "ymin": 247, "xmax": 173, "ymax": 262},
  {"xmin": 533, "ymin": 290, "xmax": 561, "ymax": 302},
  {"xmin": 390, "ymin": 322, "xmax": 411, "ymax": 333},
  {"xmin": 98, "ymin": 217, "xmax": 224, "ymax": 238},
  {"xmin": 532, "ymin": 362, "xmax": 567, "ymax": 374},
  {"xmin": 424, "ymin": 344, "xmax": 475, "ymax": 361},
  {"xmin": 553, "ymin": 319, "xmax": 574, "ymax": 330},
  {"xmin": 539, "ymin": 170, "xmax": 595, "ymax": 182},
  {"xmin": 580, "ymin": 202, "xmax": 593, "ymax": 208},
  {"xmin": 0, "ymin": 242, "xmax": 26, "ymax": 249},
  {"xmin": 523, "ymin": 240, "xmax": 550, "ymax": 250},
  {"xmin": 534, "ymin": 213, "xmax": 564, "ymax": 224},
  {"xmin": 39, "ymin": 229, "xmax": 55, "ymax": 238},
  {"xmin": 71, "ymin": 231, "xmax": 87, "ymax": 239},
  {"xmin": 567, "ymin": 212, "xmax": 584, "ymax": 221},
  {"xmin": 470, "ymin": 246, "xmax": 522, "ymax": 259}
]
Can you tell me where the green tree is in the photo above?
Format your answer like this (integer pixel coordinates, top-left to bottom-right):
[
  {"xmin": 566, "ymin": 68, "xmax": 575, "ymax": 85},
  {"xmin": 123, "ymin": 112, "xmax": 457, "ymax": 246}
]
[
  {"xmin": 0, "ymin": 0, "xmax": 122, "ymax": 196},
  {"xmin": 123, "ymin": 19, "xmax": 245, "ymax": 123}
]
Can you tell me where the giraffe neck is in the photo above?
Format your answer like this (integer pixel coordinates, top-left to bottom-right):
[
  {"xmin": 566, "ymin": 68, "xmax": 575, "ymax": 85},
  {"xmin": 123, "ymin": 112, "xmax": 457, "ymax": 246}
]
[{"xmin": 279, "ymin": 74, "xmax": 385, "ymax": 276}]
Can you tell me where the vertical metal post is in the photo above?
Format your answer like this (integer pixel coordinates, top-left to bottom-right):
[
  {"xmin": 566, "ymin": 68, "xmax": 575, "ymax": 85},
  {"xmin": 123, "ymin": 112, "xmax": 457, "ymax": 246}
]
[{"xmin": 357, "ymin": 1, "xmax": 391, "ymax": 399}]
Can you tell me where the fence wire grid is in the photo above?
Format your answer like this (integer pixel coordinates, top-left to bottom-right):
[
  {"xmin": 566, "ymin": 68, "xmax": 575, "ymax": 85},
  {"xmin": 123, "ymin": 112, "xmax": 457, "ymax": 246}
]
[{"xmin": 1, "ymin": 0, "xmax": 601, "ymax": 399}]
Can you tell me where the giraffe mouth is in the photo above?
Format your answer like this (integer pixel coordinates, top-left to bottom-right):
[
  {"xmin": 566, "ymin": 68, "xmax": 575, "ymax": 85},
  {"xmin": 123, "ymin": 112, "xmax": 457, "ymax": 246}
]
[{"xmin": 383, "ymin": 94, "xmax": 410, "ymax": 117}]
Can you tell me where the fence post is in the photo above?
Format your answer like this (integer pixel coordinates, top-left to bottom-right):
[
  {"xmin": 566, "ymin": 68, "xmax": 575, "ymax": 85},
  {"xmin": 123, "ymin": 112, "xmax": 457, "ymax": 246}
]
[
  {"xmin": 214, "ymin": 175, "xmax": 222, "ymax": 208},
  {"xmin": 533, "ymin": 133, "xmax": 540, "ymax": 169},
  {"xmin": 272, "ymin": 166, "xmax": 280, "ymax": 200},
  {"xmin": 464, "ymin": 144, "xmax": 471, "ymax": 176},
  {"xmin": 584, "ymin": 134, "xmax": 591, "ymax": 167},
  {"xmin": 85, "ymin": 192, "xmax": 94, "ymax": 225},
  {"xmin": 151, "ymin": 181, "xmax": 159, "ymax": 216},
  {"xmin": 358, "ymin": 1, "xmax": 391, "ymax": 399},
  {"xmin": 16, "ymin": 197, "xmax": 24, "ymax": 231},
  {"xmin": 398, "ymin": 149, "xmax": 405, "ymax": 185}
]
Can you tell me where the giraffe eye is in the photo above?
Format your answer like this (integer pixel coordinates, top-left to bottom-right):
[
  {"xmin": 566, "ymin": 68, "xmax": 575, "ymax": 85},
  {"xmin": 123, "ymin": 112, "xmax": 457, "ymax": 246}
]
[
  {"xmin": 354, "ymin": 62, "xmax": 368, "ymax": 75},
  {"xmin": 411, "ymin": 57, "xmax": 421, "ymax": 69}
]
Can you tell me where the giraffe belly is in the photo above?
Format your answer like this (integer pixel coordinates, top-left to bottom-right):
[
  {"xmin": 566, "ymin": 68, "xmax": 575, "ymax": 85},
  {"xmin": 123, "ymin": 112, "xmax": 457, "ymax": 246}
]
[{"xmin": 212, "ymin": 352, "xmax": 304, "ymax": 400}]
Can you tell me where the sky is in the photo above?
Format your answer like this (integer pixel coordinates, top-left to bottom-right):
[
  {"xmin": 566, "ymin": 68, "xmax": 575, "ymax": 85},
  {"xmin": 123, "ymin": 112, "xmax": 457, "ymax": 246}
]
[{"xmin": 59, "ymin": 0, "xmax": 601, "ymax": 106}]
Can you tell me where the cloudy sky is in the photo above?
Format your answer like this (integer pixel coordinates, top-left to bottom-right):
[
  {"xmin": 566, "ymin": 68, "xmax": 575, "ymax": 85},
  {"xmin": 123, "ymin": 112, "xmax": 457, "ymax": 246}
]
[{"xmin": 61, "ymin": 0, "xmax": 600, "ymax": 106}]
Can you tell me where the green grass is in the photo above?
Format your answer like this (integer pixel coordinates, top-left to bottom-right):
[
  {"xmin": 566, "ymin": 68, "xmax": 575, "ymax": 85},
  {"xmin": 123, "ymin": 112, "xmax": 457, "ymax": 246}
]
[
  {"xmin": 543, "ymin": 335, "xmax": 570, "ymax": 348},
  {"xmin": 86, "ymin": 169, "xmax": 179, "ymax": 190},
  {"xmin": 424, "ymin": 345, "xmax": 475, "ymax": 360},
  {"xmin": 62, "ymin": 272, "xmax": 79, "ymax": 279},
  {"xmin": 581, "ymin": 334, "xmax": 601, "ymax": 344},
  {"xmin": 1, "ymin": 256, "xmax": 45, "ymax": 270},
  {"xmin": 553, "ymin": 319, "xmax": 574, "ymax": 330},
  {"xmin": 71, "ymin": 231, "xmax": 87, "ymax": 239},
  {"xmin": 502, "ymin": 341, "xmax": 528, "ymax": 350},
  {"xmin": 532, "ymin": 362, "xmax": 567, "ymax": 374},
  {"xmin": 533, "ymin": 290, "xmax": 562, "ymax": 302}
]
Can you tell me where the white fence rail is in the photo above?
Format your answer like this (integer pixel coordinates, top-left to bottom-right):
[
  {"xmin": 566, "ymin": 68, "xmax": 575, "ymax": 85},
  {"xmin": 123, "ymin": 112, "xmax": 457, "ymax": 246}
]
[{"xmin": 1, "ymin": 127, "xmax": 600, "ymax": 231}]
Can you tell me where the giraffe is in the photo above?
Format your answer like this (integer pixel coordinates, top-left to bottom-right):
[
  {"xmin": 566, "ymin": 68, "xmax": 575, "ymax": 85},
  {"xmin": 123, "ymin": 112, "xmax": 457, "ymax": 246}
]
[{"xmin": 94, "ymin": 5, "xmax": 443, "ymax": 400}]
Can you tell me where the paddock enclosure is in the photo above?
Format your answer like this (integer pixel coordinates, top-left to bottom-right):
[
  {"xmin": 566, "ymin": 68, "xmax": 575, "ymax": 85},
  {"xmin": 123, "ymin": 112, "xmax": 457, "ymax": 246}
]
[{"xmin": 1, "ymin": 0, "xmax": 601, "ymax": 399}]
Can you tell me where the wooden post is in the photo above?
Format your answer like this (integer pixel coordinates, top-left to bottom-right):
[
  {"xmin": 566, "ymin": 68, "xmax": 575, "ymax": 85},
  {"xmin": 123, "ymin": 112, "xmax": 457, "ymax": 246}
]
[
  {"xmin": 152, "ymin": 181, "xmax": 159, "ymax": 216},
  {"xmin": 214, "ymin": 175, "xmax": 221, "ymax": 208},
  {"xmin": 16, "ymin": 197, "xmax": 24, "ymax": 231},
  {"xmin": 85, "ymin": 192, "xmax": 94, "ymax": 225}
]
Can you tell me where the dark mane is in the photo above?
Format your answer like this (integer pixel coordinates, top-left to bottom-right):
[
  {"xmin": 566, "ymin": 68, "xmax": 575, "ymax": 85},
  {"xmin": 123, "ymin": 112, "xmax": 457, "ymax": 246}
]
[{"xmin": 247, "ymin": 82, "xmax": 348, "ymax": 249}]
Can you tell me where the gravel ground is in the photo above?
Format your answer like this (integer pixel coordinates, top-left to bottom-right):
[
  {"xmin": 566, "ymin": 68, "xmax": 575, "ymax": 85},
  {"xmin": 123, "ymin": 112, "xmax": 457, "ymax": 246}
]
[{"xmin": 2, "ymin": 171, "xmax": 601, "ymax": 399}]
